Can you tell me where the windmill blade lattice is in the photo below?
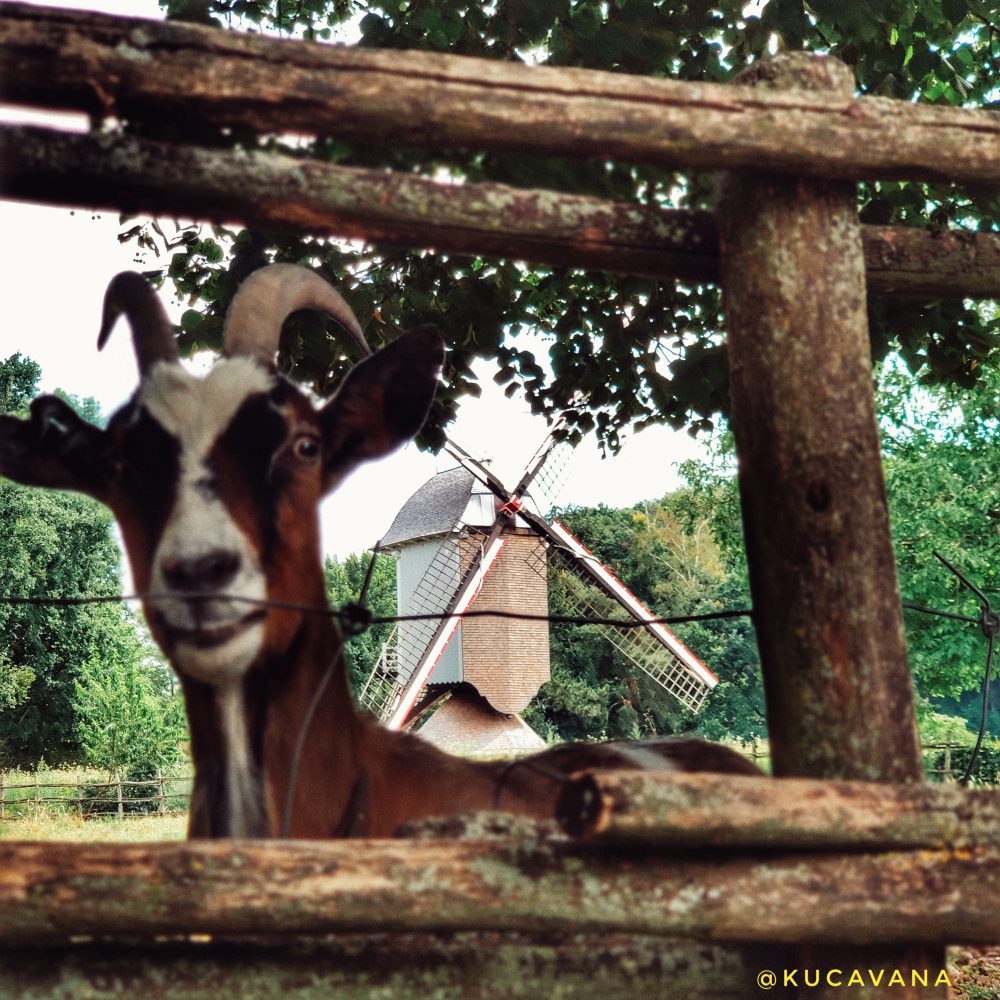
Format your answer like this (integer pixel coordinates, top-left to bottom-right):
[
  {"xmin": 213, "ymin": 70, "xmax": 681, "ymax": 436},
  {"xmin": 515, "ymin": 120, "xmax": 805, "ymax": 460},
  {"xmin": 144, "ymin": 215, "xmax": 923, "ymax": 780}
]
[
  {"xmin": 547, "ymin": 546, "xmax": 713, "ymax": 713},
  {"xmin": 523, "ymin": 437, "xmax": 572, "ymax": 514}
]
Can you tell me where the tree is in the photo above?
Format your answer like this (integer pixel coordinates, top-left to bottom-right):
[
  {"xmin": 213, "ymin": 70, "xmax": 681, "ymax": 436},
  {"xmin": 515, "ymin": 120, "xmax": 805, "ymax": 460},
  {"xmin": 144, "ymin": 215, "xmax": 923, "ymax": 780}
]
[
  {"xmin": 73, "ymin": 641, "xmax": 187, "ymax": 779},
  {"xmin": 324, "ymin": 550, "xmax": 397, "ymax": 694},
  {"xmin": 524, "ymin": 495, "xmax": 765, "ymax": 743},
  {"xmin": 143, "ymin": 0, "xmax": 999, "ymax": 453},
  {"xmin": 878, "ymin": 356, "xmax": 1000, "ymax": 730},
  {"xmin": 0, "ymin": 354, "xmax": 163, "ymax": 767}
]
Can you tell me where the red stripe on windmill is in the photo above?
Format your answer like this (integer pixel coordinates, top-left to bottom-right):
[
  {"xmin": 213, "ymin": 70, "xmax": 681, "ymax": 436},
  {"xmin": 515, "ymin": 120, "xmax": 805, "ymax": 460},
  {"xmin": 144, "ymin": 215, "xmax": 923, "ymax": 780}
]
[{"xmin": 358, "ymin": 413, "xmax": 718, "ymax": 754}]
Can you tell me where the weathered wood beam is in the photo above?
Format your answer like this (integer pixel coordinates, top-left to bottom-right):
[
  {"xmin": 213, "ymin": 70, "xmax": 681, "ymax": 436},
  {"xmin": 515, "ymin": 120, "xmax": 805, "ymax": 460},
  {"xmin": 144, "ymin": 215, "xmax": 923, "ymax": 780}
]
[
  {"xmin": 1, "ymin": 3, "xmax": 998, "ymax": 185},
  {"xmin": 1, "ymin": 837, "xmax": 998, "ymax": 947},
  {"xmin": 718, "ymin": 55, "xmax": 922, "ymax": 785},
  {"xmin": 556, "ymin": 770, "xmax": 1000, "ymax": 849},
  {"xmin": 0, "ymin": 124, "xmax": 717, "ymax": 282},
  {"xmin": 0, "ymin": 933, "xmax": 753, "ymax": 1000},
  {"xmin": 2, "ymin": 125, "xmax": 998, "ymax": 300},
  {"xmin": 718, "ymin": 53, "xmax": 939, "ymax": 1000}
]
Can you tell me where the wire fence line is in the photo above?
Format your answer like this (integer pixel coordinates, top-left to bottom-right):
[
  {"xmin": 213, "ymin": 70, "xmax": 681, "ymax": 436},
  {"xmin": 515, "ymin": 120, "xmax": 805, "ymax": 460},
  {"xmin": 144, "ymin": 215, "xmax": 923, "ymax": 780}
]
[
  {"xmin": 1, "ymin": 735, "xmax": 994, "ymax": 825},
  {"xmin": 0, "ymin": 550, "xmax": 994, "ymax": 798}
]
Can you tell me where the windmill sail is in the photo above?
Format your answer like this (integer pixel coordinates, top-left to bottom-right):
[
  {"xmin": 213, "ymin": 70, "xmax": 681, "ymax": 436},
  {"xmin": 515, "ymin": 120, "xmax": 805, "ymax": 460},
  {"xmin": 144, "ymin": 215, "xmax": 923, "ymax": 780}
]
[
  {"xmin": 544, "ymin": 520, "xmax": 717, "ymax": 712},
  {"xmin": 362, "ymin": 418, "xmax": 717, "ymax": 730},
  {"xmin": 357, "ymin": 519, "xmax": 465, "ymax": 721},
  {"xmin": 448, "ymin": 439, "xmax": 718, "ymax": 713}
]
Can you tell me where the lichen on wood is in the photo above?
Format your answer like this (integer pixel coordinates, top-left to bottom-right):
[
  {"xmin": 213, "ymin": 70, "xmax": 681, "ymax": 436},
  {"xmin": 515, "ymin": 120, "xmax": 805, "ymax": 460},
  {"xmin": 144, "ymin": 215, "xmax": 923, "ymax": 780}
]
[
  {"xmin": 1, "ymin": 125, "xmax": 998, "ymax": 300},
  {"xmin": 556, "ymin": 770, "xmax": 1000, "ymax": 850},
  {"xmin": 1, "ymin": 3, "xmax": 998, "ymax": 183}
]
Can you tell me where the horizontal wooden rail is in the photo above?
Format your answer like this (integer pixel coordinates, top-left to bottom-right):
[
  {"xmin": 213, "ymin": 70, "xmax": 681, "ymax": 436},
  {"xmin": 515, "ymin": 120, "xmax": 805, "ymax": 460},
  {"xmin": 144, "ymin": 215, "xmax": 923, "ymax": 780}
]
[
  {"xmin": 555, "ymin": 771, "xmax": 1000, "ymax": 849},
  {"xmin": 0, "ymin": 934, "xmax": 751, "ymax": 1000},
  {"xmin": 1, "ymin": 4, "xmax": 998, "ymax": 185},
  {"xmin": 2, "ymin": 125, "xmax": 998, "ymax": 299},
  {"xmin": 1, "ymin": 833, "xmax": 998, "ymax": 946}
]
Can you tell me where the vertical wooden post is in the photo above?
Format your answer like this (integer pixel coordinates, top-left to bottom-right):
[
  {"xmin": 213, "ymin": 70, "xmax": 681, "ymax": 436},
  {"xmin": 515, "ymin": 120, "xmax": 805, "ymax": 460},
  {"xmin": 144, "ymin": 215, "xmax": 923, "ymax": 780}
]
[
  {"xmin": 0, "ymin": 772, "xmax": 5, "ymax": 821},
  {"xmin": 716, "ymin": 52, "xmax": 940, "ymax": 998},
  {"xmin": 116, "ymin": 776, "xmax": 124, "ymax": 819},
  {"xmin": 717, "ymin": 53, "xmax": 921, "ymax": 784}
]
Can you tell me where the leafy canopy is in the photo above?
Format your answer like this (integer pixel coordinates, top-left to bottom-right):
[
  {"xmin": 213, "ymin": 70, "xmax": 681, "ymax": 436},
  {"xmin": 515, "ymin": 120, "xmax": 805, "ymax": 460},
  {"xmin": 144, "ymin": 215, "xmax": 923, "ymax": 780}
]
[{"xmin": 149, "ymin": 0, "xmax": 999, "ymax": 451}]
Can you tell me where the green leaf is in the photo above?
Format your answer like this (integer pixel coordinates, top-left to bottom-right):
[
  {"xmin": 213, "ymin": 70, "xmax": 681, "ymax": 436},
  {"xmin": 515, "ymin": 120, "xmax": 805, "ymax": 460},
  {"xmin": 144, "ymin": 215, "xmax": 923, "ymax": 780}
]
[{"xmin": 941, "ymin": 0, "xmax": 968, "ymax": 24}]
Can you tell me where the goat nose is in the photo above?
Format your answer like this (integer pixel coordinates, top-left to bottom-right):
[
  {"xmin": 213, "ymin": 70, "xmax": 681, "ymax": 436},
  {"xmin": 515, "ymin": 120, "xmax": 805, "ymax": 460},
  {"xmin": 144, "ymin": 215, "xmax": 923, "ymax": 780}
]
[{"xmin": 161, "ymin": 550, "xmax": 241, "ymax": 592}]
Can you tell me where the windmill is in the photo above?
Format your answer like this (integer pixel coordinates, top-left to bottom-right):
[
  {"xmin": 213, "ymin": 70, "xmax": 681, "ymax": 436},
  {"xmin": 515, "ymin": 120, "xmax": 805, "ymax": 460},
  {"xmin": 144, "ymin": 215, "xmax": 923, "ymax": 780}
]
[{"xmin": 357, "ymin": 419, "xmax": 718, "ymax": 752}]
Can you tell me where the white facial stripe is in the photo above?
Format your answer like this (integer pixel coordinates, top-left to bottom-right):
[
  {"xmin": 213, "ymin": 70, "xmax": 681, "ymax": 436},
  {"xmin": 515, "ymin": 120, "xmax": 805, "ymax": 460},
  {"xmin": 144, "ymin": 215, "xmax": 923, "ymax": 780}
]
[
  {"xmin": 216, "ymin": 683, "xmax": 262, "ymax": 837},
  {"xmin": 141, "ymin": 359, "xmax": 277, "ymax": 684},
  {"xmin": 139, "ymin": 357, "xmax": 275, "ymax": 457}
]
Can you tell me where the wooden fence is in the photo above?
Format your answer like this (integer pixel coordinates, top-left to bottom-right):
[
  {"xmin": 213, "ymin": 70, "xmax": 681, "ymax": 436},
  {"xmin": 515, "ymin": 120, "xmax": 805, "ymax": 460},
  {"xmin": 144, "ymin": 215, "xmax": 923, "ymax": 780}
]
[
  {"xmin": 740, "ymin": 740, "xmax": 1000, "ymax": 785},
  {"xmin": 0, "ymin": 771, "xmax": 192, "ymax": 819},
  {"xmin": 1, "ymin": 3, "xmax": 999, "ymax": 998}
]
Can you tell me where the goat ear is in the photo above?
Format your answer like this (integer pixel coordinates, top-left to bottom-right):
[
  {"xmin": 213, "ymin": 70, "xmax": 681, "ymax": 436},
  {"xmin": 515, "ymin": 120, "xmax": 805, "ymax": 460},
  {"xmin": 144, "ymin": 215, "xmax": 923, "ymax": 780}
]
[
  {"xmin": 0, "ymin": 396, "xmax": 111, "ymax": 499},
  {"xmin": 320, "ymin": 325, "xmax": 444, "ymax": 491}
]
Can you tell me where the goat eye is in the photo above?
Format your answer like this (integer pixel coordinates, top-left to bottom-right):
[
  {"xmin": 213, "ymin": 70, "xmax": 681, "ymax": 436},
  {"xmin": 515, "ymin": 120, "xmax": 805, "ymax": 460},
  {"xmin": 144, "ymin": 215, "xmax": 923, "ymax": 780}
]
[{"xmin": 292, "ymin": 435, "xmax": 321, "ymax": 462}]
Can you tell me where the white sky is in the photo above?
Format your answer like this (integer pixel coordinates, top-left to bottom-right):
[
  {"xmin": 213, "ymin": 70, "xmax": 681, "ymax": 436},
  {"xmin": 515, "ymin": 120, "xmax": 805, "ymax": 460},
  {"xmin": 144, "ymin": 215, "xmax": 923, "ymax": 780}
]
[{"xmin": 0, "ymin": 0, "xmax": 708, "ymax": 560}]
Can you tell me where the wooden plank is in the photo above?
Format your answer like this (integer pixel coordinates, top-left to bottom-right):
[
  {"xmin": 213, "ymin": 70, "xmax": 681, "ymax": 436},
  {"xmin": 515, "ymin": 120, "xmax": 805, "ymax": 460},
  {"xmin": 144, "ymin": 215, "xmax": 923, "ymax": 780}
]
[
  {"xmin": 2, "ymin": 125, "xmax": 998, "ymax": 300},
  {"xmin": 0, "ymin": 837, "xmax": 997, "ymax": 947},
  {"xmin": 556, "ymin": 771, "xmax": 1000, "ymax": 849},
  {"xmin": 0, "ymin": 4, "xmax": 998, "ymax": 184}
]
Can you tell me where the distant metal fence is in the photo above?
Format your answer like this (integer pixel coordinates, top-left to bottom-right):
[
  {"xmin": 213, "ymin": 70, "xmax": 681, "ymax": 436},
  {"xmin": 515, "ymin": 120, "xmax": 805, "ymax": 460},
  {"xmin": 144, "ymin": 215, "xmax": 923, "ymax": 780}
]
[
  {"xmin": 0, "ymin": 770, "xmax": 192, "ymax": 819},
  {"xmin": 733, "ymin": 739, "xmax": 999, "ymax": 784}
]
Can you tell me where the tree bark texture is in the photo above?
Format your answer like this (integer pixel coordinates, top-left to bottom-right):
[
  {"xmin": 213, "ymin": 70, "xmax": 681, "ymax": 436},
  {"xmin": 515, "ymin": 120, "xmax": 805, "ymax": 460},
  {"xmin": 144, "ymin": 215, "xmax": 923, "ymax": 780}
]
[
  {"xmin": 1, "ymin": 4, "xmax": 998, "ymax": 185},
  {"xmin": 717, "ymin": 54, "xmax": 923, "ymax": 785},
  {"xmin": 0, "ymin": 838, "xmax": 997, "ymax": 948},
  {"xmin": 2, "ymin": 125, "xmax": 999, "ymax": 300},
  {"xmin": 0, "ymin": 933, "xmax": 755, "ymax": 1000},
  {"xmin": 718, "ymin": 54, "xmax": 942, "ymax": 1000},
  {"xmin": 556, "ymin": 770, "xmax": 1000, "ymax": 849}
]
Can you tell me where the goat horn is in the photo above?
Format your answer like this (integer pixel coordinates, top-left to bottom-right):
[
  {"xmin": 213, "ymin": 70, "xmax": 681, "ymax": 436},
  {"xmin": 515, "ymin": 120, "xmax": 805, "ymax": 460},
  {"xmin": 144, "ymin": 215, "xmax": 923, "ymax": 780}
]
[
  {"xmin": 223, "ymin": 263, "xmax": 371, "ymax": 365},
  {"xmin": 97, "ymin": 272, "xmax": 180, "ymax": 375}
]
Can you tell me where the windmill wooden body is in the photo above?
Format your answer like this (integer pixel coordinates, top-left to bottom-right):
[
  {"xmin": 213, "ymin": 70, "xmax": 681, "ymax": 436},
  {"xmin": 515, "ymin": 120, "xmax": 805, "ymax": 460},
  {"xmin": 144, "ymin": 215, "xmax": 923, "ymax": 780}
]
[{"xmin": 358, "ymin": 426, "xmax": 718, "ymax": 754}]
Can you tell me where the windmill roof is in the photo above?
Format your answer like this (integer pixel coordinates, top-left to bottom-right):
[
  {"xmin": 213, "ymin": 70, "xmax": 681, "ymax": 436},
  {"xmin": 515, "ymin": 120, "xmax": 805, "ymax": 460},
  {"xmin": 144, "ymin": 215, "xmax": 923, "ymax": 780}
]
[
  {"xmin": 415, "ymin": 689, "xmax": 547, "ymax": 759},
  {"xmin": 380, "ymin": 466, "xmax": 476, "ymax": 547}
]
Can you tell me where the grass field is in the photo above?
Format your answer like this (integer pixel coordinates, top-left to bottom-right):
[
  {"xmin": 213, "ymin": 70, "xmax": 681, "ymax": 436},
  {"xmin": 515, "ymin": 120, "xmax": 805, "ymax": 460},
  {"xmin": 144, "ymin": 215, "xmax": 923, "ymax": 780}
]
[{"xmin": 0, "ymin": 810, "xmax": 187, "ymax": 841}]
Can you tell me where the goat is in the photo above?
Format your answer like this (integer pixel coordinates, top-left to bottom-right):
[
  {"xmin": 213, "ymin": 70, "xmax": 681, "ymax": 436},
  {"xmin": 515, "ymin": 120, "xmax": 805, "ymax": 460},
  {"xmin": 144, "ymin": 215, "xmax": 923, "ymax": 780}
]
[{"xmin": 0, "ymin": 264, "xmax": 759, "ymax": 838}]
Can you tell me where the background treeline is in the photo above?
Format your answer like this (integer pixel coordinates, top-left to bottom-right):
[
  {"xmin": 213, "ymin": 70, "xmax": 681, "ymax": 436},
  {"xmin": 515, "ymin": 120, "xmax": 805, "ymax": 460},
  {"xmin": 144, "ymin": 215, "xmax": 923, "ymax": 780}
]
[
  {"xmin": 0, "ymin": 354, "xmax": 188, "ymax": 783},
  {"xmin": 520, "ymin": 354, "xmax": 1000, "ymax": 766}
]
